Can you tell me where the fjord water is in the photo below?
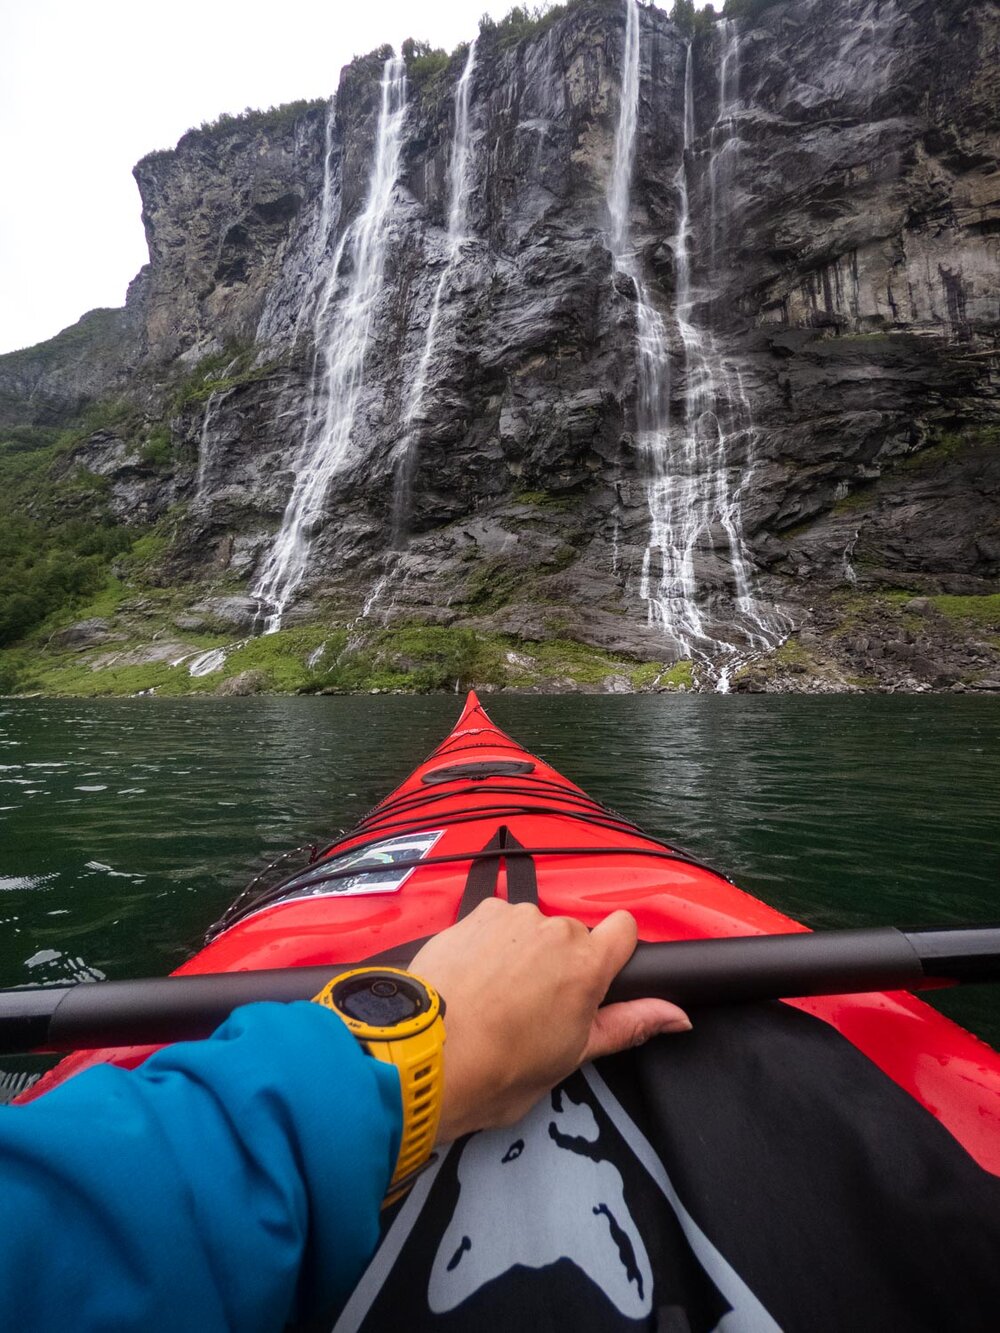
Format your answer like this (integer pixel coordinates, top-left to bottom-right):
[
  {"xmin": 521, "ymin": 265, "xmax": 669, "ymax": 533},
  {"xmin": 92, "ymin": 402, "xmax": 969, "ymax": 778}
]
[{"xmin": 1, "ymin": 696, "xmax": 998, "ymax": 1048}]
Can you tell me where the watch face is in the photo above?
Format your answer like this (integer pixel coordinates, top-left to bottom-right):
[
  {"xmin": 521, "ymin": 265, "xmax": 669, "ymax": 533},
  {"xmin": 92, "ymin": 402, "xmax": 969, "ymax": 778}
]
[{"xmin": 336, "ymin": 971, "xmax": 429, "ymax": 1028}]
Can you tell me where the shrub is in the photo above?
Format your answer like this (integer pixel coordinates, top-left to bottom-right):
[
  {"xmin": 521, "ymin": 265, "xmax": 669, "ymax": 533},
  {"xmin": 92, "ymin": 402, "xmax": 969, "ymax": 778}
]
[
  {"xmin": 0, "ymin": 425, "xmax": 62, "ymax": 452},
  {"xmin": 480, "ymin": 3, "xmax": 570, "ymax": 48},
  {"xmin": 673, "ymin": 0, "xmax": 719, "ymax": 34},
  {"xmin": 195, "ymin": 99, "xmax": 327, "ymax": 140},
  {"xmin": 0, "ymin": 403, "xmax": 137, "ymax": 647},
  {"xmin": 139, "ymin": 425, "xmax": 173, "ymax": 468},
  {"xmin": 401, "ymin": 38, "xmax": 450, "ymax": 89},
  {"xmin": 0, "ymin": 657, "xmax": 21, "ymax": 694},
  {"xmin": 722, "ymin": 0, "xmax": 788, "ymax": 19}
]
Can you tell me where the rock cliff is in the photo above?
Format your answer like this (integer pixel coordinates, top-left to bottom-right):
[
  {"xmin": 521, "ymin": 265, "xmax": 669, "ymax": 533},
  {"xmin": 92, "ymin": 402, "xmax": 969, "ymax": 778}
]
[{"xmin": 1, "ymin": 0, "xmax": 997, "ymax": 695}]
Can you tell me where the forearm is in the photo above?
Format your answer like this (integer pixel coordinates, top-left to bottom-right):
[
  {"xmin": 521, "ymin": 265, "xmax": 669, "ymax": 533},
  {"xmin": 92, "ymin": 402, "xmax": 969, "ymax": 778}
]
[{"xmin": 0, "ymin": 1002, "xmax": 401, "ymax": 1330}]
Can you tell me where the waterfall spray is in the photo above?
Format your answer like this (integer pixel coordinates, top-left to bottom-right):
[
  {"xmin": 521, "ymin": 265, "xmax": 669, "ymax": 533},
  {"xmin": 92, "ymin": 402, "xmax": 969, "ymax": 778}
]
[
  {"xmin": 252, "ymin": 56, "xmax": 408, "ymax": 633},
  {"xmin": 391, "ymin": 38, "xmax": 479, "ymax": 547},
  {"xmin": 607, "ymin": 0, "xmax": 783, "ymax": 686},
  {"xmin": 193, "ymin": 379, "xmax": 236, "ymax": 509}
]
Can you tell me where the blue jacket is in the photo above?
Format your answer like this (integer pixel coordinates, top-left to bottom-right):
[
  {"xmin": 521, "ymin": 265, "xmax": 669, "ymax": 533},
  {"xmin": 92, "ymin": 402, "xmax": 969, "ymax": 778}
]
[{"xmin": 0, "ymin": 1001, "xmax": 402, "ymax": 1329}]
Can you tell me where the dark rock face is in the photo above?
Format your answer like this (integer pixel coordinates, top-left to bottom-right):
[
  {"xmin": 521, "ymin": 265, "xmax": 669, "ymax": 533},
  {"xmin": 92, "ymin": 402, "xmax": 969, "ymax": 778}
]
[
  {"xmin": 1, "ymin": 0, "xmax": 997, "ymax": 688},
  {"xmin": 0, "ymin": 302, "xmax": 141, "ymax": 427},
  {"xmin": 132, "ymin": 109, "xmax": 328, "ymax": 362}
]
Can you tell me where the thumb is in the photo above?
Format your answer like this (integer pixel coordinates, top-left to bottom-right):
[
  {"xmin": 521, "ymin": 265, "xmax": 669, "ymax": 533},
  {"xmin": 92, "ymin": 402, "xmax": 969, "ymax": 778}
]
[
  {"xmin": 587, "ymin": 909, "xmax": 641, "ymax": 997},
  {"xmin": 582, "ymin": 998, "xmax": 693, "ymax": 1063}
]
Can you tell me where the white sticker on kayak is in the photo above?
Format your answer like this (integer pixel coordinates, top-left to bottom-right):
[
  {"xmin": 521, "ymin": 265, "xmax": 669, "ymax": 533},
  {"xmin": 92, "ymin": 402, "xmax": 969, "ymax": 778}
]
[{"xmin": 273, "ymin": 831, "xmax": 445, "ymax": 903}]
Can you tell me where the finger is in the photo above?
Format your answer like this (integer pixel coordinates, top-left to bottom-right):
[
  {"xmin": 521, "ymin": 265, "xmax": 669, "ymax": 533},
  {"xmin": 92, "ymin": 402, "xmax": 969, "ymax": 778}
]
[
  {"xmin": 582, "ymin": 998, "xmax": 692, "ymax": 1062},
  {"xmin": 587, "ymin": 910, "xmax": 639, "ymax": 996}
]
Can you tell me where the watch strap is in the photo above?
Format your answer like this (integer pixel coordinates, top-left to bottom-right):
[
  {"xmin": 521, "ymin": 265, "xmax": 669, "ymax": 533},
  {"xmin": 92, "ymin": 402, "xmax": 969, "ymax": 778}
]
[{"xmin": 313, "ymin": 967, "xmax": 445, "ymax": 1204}]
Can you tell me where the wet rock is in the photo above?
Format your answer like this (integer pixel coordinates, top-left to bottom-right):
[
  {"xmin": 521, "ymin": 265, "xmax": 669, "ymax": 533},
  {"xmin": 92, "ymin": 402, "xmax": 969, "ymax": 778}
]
[
  {"xmin": 90, "ymin": 641, "xmax": 200, "ymax": 670},
  {"xmin": 188, "ymin": 596, "xmax": 259, "ymax": 630},
  {"xmin": 214, "ymin": 670, "xmax": 268, "ymax": 696},
  {"xmin": 47, "ymin": 619, "xmax": 114, "ymax": 649}
]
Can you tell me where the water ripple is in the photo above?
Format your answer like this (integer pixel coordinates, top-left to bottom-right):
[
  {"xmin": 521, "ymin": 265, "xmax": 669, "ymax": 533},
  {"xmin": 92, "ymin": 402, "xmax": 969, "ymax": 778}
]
[{"xmin": 0, "ymin": 695, "xmax": 996, "ymax": 1043}]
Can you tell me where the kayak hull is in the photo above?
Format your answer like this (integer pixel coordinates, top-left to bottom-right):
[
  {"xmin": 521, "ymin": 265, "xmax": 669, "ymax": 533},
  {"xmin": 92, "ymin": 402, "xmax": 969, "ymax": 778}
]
[{"xmin": 23, "ymin": 692, "xmax": 1000, "ymax": 1175}]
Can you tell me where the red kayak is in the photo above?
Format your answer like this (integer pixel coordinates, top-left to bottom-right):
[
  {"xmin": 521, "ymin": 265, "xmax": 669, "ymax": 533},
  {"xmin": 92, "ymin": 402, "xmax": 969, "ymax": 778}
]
[
  {"xmin": 28, "ymin": 690, "xmax": 1000, "ymax": 1169},
  {"xmin": 17, "ymin": 691, "xmax": 1000, "ymax": 1329}
]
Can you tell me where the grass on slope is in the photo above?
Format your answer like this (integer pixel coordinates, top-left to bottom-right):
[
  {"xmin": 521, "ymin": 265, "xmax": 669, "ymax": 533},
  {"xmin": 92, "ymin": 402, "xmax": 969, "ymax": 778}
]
[
  {"xmin": 11, "ymin": 621, "xmax": 684, "ymax": 698},
  {"xmin": 0, "ymin": 415, "xmax": 136, "ymax": 649}
]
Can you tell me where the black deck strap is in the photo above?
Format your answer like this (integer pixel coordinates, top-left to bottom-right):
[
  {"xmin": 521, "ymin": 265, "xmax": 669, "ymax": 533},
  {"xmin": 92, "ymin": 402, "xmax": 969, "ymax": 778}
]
[
  {"xmin": 501, "ymin": 829, "xmax": 538, "ymax": 908},
  {"xmin": 209, "ymin": 841, "xmax": 734, "ymax": 940},
  {"xmin": 456, "ymin": 827, "xmax": 539, "ymax": 918},
  {"xmin": 457, "ymin": 828, "xmax": 507, "ymax": 919}
]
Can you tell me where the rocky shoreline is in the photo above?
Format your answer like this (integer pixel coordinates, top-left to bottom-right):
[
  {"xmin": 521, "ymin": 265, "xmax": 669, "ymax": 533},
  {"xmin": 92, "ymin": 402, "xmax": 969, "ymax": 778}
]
[{"xmin": 1, "ymin": 581, "xmax": 995, "ymax": 699}]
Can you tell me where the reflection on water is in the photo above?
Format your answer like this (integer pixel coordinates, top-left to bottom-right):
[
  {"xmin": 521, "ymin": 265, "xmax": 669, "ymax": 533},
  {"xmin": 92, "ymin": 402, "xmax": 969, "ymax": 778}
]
[{"xmin": 0, "ymin": 695, "xmax": 998, "ymax": 1045}]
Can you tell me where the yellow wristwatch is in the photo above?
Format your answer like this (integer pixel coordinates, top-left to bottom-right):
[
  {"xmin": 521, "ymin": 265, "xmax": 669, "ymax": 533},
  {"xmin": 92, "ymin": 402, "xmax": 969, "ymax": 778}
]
[{"xmin": 313, "ymin": 967, "xmax": 445, "ymax": 1205}]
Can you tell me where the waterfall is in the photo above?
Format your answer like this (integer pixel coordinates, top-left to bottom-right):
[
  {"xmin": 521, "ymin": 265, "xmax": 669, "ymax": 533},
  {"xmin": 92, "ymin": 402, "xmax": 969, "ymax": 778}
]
[
  {"xmin": 392, "ymin": 38, "xmax": 478, "ymax": 546},
  {"xmin": 194, "ymin": 390, "xmax": 221, "ymax": 506},
  {"xmin": 608, "ymin": 1, "xmax": 783, "ymax": 684},
  {"xmin": 193, "ymin": 381, "xmax": 235, "ymax": 508},
  {"xmin": 252, "ymin": 55, "xmax": 408, "ymax": 633},
  {"xmin": 707, "ymin": 18, "xmax": 740, "ymax": 274}
]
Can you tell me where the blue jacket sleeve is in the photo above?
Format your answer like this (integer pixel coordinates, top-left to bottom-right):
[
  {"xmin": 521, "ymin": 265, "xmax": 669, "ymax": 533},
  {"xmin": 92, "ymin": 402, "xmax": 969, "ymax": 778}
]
[{"xmin": 0, "ymin": 1001, "xmax": 402, "ymax": 1330}]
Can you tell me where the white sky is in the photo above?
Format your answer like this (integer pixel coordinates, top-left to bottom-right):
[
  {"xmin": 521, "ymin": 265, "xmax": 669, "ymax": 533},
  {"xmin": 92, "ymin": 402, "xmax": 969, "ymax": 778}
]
[{"xmin": 0, "ymin": 0, "xmax": 693, "ymax": 356}]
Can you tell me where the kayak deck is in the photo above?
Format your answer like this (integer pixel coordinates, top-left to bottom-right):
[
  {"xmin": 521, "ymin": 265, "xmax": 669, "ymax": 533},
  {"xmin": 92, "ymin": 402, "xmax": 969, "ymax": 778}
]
[{"xmin": 23, "ymin": 692, "xmax": 1000, "ymax": 1175}]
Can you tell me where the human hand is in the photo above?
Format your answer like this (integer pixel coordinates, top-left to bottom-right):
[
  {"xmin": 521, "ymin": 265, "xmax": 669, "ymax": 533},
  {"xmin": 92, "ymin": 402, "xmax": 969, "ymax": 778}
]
[{"xmin": 409, "ymin": 900, "xmax": 691, "ymax": 1144}]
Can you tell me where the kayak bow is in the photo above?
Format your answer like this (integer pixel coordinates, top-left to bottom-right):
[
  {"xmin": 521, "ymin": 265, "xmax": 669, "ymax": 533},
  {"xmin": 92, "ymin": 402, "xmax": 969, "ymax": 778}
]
[{"xmin": 14, "ymin": 692, "xmax": 1000, "ymax": 1177}]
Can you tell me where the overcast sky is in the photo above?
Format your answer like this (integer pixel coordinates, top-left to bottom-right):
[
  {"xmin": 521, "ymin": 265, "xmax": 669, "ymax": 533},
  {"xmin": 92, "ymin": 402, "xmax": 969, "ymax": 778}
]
[{"xmin": 0, "ymin": 1, "xmax": 694, "ymax": 356}]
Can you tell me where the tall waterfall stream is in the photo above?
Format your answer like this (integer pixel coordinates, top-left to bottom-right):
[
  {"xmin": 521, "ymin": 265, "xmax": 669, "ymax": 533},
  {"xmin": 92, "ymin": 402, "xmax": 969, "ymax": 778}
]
[
  {"xmin": 249, "ymin": 9, "xmax": 786, "ymax": 685},
  {"xmin": 392, "ymin": 38, "xmax": 479, "ymax": 546},
  {"xmin": 252, "ymin": 56, "xmax": 409, "ymax": 633},
  {"xmin": 609, "ymin": 0, "xmax": 785, "ymax": 688}
]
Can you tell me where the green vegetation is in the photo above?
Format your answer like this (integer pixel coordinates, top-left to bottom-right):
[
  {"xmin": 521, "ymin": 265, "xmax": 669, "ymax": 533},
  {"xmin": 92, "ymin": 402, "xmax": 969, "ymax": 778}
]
[
  {"xmin": 0, "ymin": 516, "xmax": 131, "ymax": 648},
  {"xmin": 926, "ymin": 594, "xmax": 1000, "ymax": 629},
  {"xmin": 831, "ymin": 484, "xmax": 877, "ymax": 514},
  {"xmin": 672, "ymin": 1, "xmax": 719, "ymax": 36},
  {"xmin": 0, "ymin": 416, "xmax": 135, "ymax": 648},
  {"xmin": 8, "ymin": 615, "xmax": 671, "ymax": 699},
  {"xmin": 0, "ymin": 658, "xmax": 22, "ymax": 694},
  {"xmin": 301, "ymin": 626, "xmax": 504, "ymax": 694},
  {"xmin": 197, "ymin": 99, "xmax": 327, "ymax": 137},
  {"xmin": 168, "ymin": 344, "xmax": 278, "ymax": 412},
  {"xmin": 479, "ymin": 4, "xmax": 571, "ymax": 49},
  {"xmin": 0, "ymin": 367, "xmax": 216, "ymax": 654},
  {"xmin": 137, "ymin": 99, "xmax": 328, "ymax": 172},
  {"xmin": 898, "ymin": 425, "xmax": 1000, "ymax": 472},
  {"xmin": 657, "ymin": 660, "xmax": 695, "ymax": 689},
  {"xmin": 829, "ymin": 588, "xmax": 1000, "ymax": 639},
  {"xmin": 461, "ymin": 558, "xmax": 532, "ymax": 614},
  {"xmin": 0, "ymin": 424, "xmax": 63, "ymax": 452},
  {"xmin": 0, "ymin": 308, "xmax": 125, "ymax": 377},
  {"xmin": 722, "ymin": 0, "xmax": 787, "ymax": 18},
  {"xmin": 768, "ymin": 636, "xmax": 813, "ymax": 668},
  {"xmin": 139, "ymin": 424, "xmax": 173, "ymax": 468},
  {"xmin": 401, "ymin": 39, "xmax": 450, "ymax": 89},
  {"xmin": 512, "ymin": 489, "xmax": 572, "ymax": 510}
]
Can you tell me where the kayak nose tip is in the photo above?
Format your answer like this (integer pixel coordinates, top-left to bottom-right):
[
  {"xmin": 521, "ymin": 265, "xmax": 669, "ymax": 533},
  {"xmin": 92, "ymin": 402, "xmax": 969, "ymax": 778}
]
[{"xmin": 456, "ymin": 689, "xmax": 485, "ymax": 728}]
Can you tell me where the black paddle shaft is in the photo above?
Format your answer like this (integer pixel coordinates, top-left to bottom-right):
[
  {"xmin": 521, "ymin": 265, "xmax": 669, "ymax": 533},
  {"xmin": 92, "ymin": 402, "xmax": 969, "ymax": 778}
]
[{"xmin": 1, "ymin": 925, "xmax": 999, "ymax": 1056}]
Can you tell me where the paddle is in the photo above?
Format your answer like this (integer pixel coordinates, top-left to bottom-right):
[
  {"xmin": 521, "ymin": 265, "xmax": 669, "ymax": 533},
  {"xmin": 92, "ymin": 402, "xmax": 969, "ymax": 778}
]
[{"xmin": 0, "ymin": 924, "xmax": 998, "ymax": 1056}]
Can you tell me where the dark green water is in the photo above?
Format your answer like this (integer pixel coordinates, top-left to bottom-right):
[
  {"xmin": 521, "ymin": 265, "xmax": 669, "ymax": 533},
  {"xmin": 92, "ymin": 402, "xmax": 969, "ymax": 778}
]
[{"xmin": 1, "ymin": 695, "xmax": 998, "ymax": 1046}]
